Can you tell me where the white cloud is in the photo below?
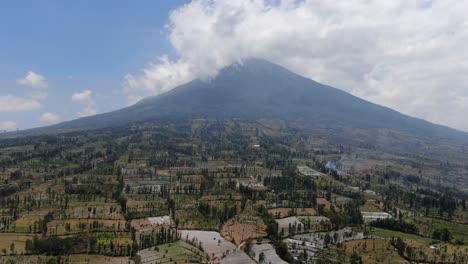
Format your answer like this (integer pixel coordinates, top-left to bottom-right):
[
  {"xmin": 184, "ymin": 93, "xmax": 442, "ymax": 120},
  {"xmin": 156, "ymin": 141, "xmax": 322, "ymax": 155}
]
[
  {"xmin": 17, "ymin": 71, "xmax": 48, "ymax": 88},
  {"xmin": 0, "ymin": 121, "xmax": 17, "ymax": 132},
  {"xmin": 77, "ymin": 106, "xmax": 97, "ymax": 117},
  {"xmin": 71, "ymin": 90, "xmax": 97, "ymax": 117},
  {"xmin": 124, "ymin": 0, "xmax": 468, "ymax": 131},
  {"xmin": 71, "ymin": 90, "xmax": 94, "ymax": 105},
  {"xmin": 39, "ymin": 112, "xmax": 60, "ymax": 124},
  {"xmin": 0, "ymin": 95, "xmax": 41, "ymax": 112}
]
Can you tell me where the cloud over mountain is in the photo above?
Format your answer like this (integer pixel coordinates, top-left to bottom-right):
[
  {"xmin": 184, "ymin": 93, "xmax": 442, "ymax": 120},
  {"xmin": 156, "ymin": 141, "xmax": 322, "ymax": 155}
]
[{"xmin": 124, "ymin": 0, "xmax": 468, "ymax": 131}]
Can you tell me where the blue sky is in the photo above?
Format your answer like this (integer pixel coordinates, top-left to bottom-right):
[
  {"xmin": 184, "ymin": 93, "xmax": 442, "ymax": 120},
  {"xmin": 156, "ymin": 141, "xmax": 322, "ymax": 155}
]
[
  {"xmin": 0, "ymin": 0, "xmax": 188, "ymax": 130},
  {"xmin": 2, "ymin": 0, "xmax": 468, "ymax": 132}
]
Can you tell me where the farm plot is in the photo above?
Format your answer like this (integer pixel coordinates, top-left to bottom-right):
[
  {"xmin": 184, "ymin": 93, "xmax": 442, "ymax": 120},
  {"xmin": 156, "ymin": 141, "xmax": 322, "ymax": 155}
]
[
  {"xmin": 407, "ymin": 215, "xmax": 468, "ymax": 244},
  {"xmin": 12, "ymin": 209, "xmax": 52, "ymax": 233},
  {"xmin": 62, "ymin": 202, "xmax": 123, "ymax": 220},
  {"xmin": 297, "ymin": 216, "xmax": 331, "ymax": 231},
  {"xmin": 172, "ymin": 194, "xmax": 198, "ymax": 209},
  {"xmin": 179, "ymin": 230, "xmax": 236, "ymax": 261},
  {"xmin": 341, "ymin": 239, "xmax": 409, "ymax": 264},
  {"xmin": 360, "ymin": 200, "xmax": 384, "ymax": 212},
  {"xmin": 175, "ymin": 209, "xmax": 219, "ymax": 230},
  {"xmin": 220, "ymin": 218, "xmax": 267, "ymax": 245},
  {"xmin": 180, "ymin": 174, "xmax": 202, "ymax": 183},
  {"xmin": 316, "ymin": 198, "xmax": 331, "ymax": 209},
  {"xmin": 95, "ymin": 234, "xmax": 133, "ymax": 256},
  {"xmin": 251, "ymin": 242, "xmax": 288, "ymax": 264},
  {"xmin": 126, "ymin": 181, "xmax": 168, "ymax": 195},
  {"xmin": 0, "ymin": 233, "xmax": 36, "ymax": 255},
  {"xmin": 276, "ymin": 216, "xmax": 305, "ymax": 237},
  {"xmin": 268, "ymin": 207, "xmax": 316, "ymax": 218},
  {"xmin": 46, "ymin": 219, "xmax": 126, "ymax": 236},
  {"xmin": 200, "ymin": 195, "xmax": 242, "ymax": 211},
  {"xmin": 403, "ymin": 239, "xmax": 468, "ymax": 263},
  {"xmin": 331, "ymin": 195, "xmax": 353, "ymax": 205},
  {"xmin": 126, "ymin": 197, "xmax": 169, "ymax": 219},
  {"xmin": 131, "ymin": 216, "xmax": 172, "ymax": 232},
  {"xmin": 137, "ymin": 240, "xmax": 207, "ymax": 264}
]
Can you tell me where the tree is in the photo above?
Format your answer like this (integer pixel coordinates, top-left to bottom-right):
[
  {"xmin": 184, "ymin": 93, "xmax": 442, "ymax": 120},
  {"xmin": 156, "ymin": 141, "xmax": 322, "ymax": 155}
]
[
  {"xmin": 25, "ymin": 239, "xmax": 33, "ymax": 254},
  {"xmin": 10, "ymin": 242, "xmax": 15, "ymax": 255},
  {"xmin": 259, "ymin": 252, "xmax": 266, "ymax": 263},
  {"xmin": 324, "ymin": 233, "xmax": 332, "ymax": 245},
  {"xmin": 432, "ymin": 228, "xmax": 452, "ymax": 242},
  {"xmin": 350, "ymin": 251, "xmax": 362, "ymax": 264}
]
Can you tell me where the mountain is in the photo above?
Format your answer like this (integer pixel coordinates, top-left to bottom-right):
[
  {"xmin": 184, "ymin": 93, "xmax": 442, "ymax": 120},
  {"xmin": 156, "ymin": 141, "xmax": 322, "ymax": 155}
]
[{"xmin": 52, "ymin": 59, "xmax": 468, "ymax": 142}]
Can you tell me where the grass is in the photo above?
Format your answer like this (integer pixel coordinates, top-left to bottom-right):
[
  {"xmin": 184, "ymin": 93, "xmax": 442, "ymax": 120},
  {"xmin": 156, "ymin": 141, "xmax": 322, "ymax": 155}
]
[
  {"xmin": 409, "ymin": 216, "xmax": 468, "ymax": 243},
  {"xmin": 370, "ymin": 227, "xmax": 434, "ymax": 245}
]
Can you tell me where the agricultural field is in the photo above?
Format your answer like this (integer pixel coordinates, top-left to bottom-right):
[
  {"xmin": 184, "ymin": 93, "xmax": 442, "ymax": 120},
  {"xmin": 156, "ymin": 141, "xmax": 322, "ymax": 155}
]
[
  {"xmin": 407, "ymin": 215, "xmax": 468, "ymax": 244},
  {"xmin": 340, "ymin": 239, "xmax": 406, "ymax": 264},
  {"xmin": 137, "ymin": 240, "xmax": 207, "ymax": 264},
  {"xmin": 1, "ymin": 119, "xmax": 467, "ymax": 263},
  {"xmin": 0, "ymin": 233, "xmax": 36, "ymax": 255},
  {"xmin": 46, "ymin": 219, "xmax": 127, "ymax": 236},
  {"xmin": 220, "ymin": 218, "xmax": 266, "ymax": 245},
  {"xmin": 276, "ymin": 216, "xmax": 305, "ymax": 237},
  {"xmin": 268, "ymin": 207, "xmax": 316, "ymax": 218}
]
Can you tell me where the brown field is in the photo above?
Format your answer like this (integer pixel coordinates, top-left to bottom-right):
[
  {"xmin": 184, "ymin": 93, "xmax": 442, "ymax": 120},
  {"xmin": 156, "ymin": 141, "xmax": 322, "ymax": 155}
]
[
  {"xmin": 341, "ymin": 239, "xmax": 407, "ymax": 264},
  {"xmin": 342, "ymin": 238, "xmax": 468, "ymax": 264},
  {"xmin": 0, "ymin": 233, "xmax": 36, "ymax": 255},
  {"xmin": 404, "ymin": 240, "xmax": 468, "ymax": 263},
  {"xmin": 268, "ymin": 207, "xmax": 316, "ymax": 218},
  {"xmin": 131, "ymin": 218, "xmax": 152, "ymax": 231},
  {"xmin": 16, "ymin": 181, "xmax": 61, "ymax": 199},
  {"xmin": 12, "ymin": 209, "xmax": 53, "ymax": 233},
  {"xmin": 199, "ymin": 195, "xmax": 243, "ymax": 210},
  {"xmin": 220, "ymin": 219, "xmax": 267, "ymax": 245},
  {"xmin": 360, "ymin": 200, "xmax": 384, "ymax": 213},
  {"xmin": 316, "ymin": 198, "xmax": 331, "ymax": 209}
]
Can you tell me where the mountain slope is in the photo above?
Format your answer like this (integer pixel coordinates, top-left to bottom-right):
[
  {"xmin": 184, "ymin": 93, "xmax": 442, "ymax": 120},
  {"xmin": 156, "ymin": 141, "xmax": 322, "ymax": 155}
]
[{"xmin": 54, "ymin": 59, "xmax": 468, "ymax": 142}]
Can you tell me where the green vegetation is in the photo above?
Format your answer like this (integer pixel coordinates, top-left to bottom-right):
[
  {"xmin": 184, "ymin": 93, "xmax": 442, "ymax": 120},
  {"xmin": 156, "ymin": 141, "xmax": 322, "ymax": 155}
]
[
  {"xmin": 0, "ymin": 118, "xmax": 467, "ymax": 263},
  {"xmin": 371, "ymin": 227, "xmax": 434, "ymax": 245},
  {"xmin": 369, "ymin": 218, "xmax": 418, "ymax": 234}
]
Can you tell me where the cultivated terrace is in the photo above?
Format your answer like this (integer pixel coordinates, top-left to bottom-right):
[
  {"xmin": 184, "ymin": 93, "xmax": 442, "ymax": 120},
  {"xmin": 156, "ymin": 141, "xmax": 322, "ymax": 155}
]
[{"xmin": 0, "ymin": 119, "xmax": 467, "ymax": 264}]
